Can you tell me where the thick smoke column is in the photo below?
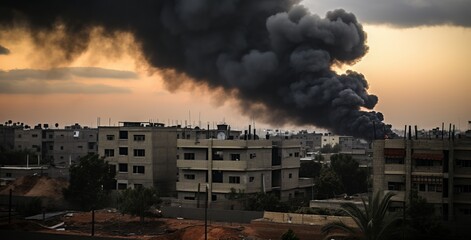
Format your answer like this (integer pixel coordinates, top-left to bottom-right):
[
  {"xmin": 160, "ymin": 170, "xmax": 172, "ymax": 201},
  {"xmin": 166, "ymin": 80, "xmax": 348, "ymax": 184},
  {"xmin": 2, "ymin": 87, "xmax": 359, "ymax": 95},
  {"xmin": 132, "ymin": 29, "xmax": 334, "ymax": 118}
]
[{"xmin": 0, "ymin": 0, "xmax": 393, "ymax": 139}]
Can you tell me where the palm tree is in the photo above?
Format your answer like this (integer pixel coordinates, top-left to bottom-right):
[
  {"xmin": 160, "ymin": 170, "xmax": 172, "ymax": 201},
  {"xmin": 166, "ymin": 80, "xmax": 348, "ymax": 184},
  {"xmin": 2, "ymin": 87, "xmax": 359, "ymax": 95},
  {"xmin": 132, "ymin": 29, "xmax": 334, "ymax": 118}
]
[{"xmin": 322, "ymin": 191, "xmax": 402, "ymax": 240}]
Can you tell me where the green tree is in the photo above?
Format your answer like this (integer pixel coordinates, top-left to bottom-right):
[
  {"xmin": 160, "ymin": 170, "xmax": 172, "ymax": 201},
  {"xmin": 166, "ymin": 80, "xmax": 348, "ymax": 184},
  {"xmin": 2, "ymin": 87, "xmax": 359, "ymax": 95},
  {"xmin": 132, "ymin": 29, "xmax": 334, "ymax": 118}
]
[
  {"xmin": 299, "ymin": 160, "xmax": 322, "ymax": 178},
  {"xmin": 322, "ymin": 191, "xmax": 403, "ymax": 240},
  {"xmin": 240, "ymin": 192, "xmax": 288, "ymax": 212},
  {"xmin": 118, "ymin": 186, "xmax": 162, "ymax": 222},
  {"xmin": 63, "ymin": 154, "xmax": 116, "ymax": 210},
  {"xmin": 331, "ymin": 154, "xmax": 367, "ymax": 195},
  {"xmin": 406, "ymin": 189, "xmax": 448, "ymax": 240},
  {"xmin": 315, "ymin": 167, "xmax": 343, "ymax": 199},
  {"xmin": 281, "ymin": 229, "xmax": 300, "ymax": 240}
]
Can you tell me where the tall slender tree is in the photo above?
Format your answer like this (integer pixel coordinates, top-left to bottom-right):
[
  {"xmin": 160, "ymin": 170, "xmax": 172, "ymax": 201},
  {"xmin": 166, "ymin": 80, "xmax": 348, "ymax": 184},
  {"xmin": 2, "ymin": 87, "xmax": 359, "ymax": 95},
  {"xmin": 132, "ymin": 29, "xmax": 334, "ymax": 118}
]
[{"xmin": 322, "ymin": 191, "xmax": 402, "ymax": 240}]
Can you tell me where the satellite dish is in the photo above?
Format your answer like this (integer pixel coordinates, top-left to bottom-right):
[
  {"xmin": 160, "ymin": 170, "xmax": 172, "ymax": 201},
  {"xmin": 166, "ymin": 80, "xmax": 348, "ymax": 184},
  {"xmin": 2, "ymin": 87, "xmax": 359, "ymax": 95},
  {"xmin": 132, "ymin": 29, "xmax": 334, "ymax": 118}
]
[{"xmin": 217, "ymin": 132, "xmax": 226, "ymax": 140}]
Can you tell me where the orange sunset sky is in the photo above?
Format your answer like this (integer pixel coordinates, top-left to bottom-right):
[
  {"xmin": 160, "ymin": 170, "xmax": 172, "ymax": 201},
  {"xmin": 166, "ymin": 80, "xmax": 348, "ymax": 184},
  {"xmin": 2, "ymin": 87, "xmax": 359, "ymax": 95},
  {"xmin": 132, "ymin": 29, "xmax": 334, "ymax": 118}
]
[{"xmin": 0, "ymin": 1, "xmax": 470, "ymax": 132}]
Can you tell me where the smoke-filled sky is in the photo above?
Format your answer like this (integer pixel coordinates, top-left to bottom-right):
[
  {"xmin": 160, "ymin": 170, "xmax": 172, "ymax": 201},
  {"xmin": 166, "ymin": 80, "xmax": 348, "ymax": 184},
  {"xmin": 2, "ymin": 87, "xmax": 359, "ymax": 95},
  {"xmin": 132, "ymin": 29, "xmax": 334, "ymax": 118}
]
[{"xmin": 0, "ymin": 0, "xmax": 470, "ymax": 137}]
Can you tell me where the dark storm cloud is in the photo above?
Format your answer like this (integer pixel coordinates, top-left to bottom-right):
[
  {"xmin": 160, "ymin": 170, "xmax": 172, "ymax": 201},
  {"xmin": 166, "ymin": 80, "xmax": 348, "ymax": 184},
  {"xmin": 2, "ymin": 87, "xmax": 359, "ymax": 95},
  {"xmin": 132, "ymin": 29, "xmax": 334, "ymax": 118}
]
[
  {"xmin": 0, "ymin": 67, "xmax": 137, "ymax": 81},
  {"xmin": 304, "ymin": 0, "xmax": 471, "ymax": 27},
  {"xmin": 0, "ymin": 0, "xmax": 393, "ymax": 139},
  {"xmin": 0, "ymin": 44, "xmax": 10, "ymax": 55}
]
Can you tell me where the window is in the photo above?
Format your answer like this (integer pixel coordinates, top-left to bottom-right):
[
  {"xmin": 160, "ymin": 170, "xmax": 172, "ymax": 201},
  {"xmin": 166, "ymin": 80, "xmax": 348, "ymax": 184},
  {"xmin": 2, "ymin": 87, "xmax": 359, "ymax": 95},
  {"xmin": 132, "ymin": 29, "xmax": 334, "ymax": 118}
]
[
  {"xmin": 419, "ymin": 184, "xmax": 426, "ymax": 192},
  {"xmin": 134, "ymin": 135, "xmax": 145, "ymax": 141},
  {"xmin": 117, "ymin": 183, "xmax": 127, "ymax": 190},
  {"xmin": 212, "ymin": 194, "xmax": 217, "ymax": 201},
  {"xmin": 49, "ymin": 145, "xmax": 53, "ymax": 150},
  {"xmin": 385, "ymin": 157, "xmax": 405, "ymax": 164},
  {"xmin": 133, "ymin": 165, "xmax": 145, "ymax": 174},
  {"xmin": 289, "ymin": 173, "xmax": 293, "ymax": 178},
  {"xmin": 294, "ymin": 152, "xmax": 300, "ymax": 157},
  {"xmin": 119, "ymin": 147, "xmax": 128, "ymax": 155},
  {"xmin": 32, "ymin": 134, "xmax": 38, "ymax": 138},
  {"xmin": 231, "ymin": 154, "xmax": 240, "ymax": 161},
  {"xmin": 109, "ymin": 164, "xmax": 116, "ymax": 174},
  {"xmin": 229, "ymin": 176, "xmax": 240, "ymax": 184},
  {"xmin": 249, "ymin": 176, "xmax": 255, "ymax": 182},
  {"xmin": 88, "ymin": 142, "xmax": 95, "ymax": 150},
  {"xmin": 104, "ymin": 149, "xmax": 115, "ymax": 157},
  {"xmin": 388, "ymin": 182, "xmax": 405, "ymax": 191},
  {"xmin": 118, "ymin": 163, "xmax": 128, "ymax": 173},
  {"xmin": 77, "ymin": 145, "xmax": 83, "ymax": 149},
  {"xmin": 119, "ymin": 131, "xmax": 128, "ymax": 139},
  {"xmin": 455, "ymin": 185, "xmax": 471, "ymax": 194},
  {"xmin": 184, "ymin": 153, "xmax": 195, "ymax": 160},
  {"xmin": 457, "ymin": 159, "xmax": 471, "ymax": 167},
  {"xmin": 460, "ymin": 208, "xmax": 471, "ymax": 215},
  {"xmin": 32, "ymin": 145, "xmax": 41, "ymax": 152},
  {"xmin": 6, "ymin": 173, "xmax": 12, "ymax": 178},
  {"xmin": 133, "ymin": 149, "xmax": 145, "ymax": 157},
  {"xmin": 17, "ymin": 134, "xmax": 22, "ymax": 138},
  {"xmin": 60, "ymin": 146, "xmax": 64, "ymax": 150},
  {"xmin": 134, "ymin": 184, "xmax": 143, "ymax": 189},
  {"xmin": 250, "ymin": 153, "xmax": 256, "ymax": 159},
  {"xmin": 184, "ymin": 174, "xmax": 195, "ymax": 180},
  {"xmin": 106, "ymin": 135, "xmax": 115, "ymax": 140},
  {"xmin": 289, "ymin": 153, "xmax": 293, "ymax": 157},
  {"xmin": 184, "ymin": 196, "xmax": 195, "ymax": 200}
]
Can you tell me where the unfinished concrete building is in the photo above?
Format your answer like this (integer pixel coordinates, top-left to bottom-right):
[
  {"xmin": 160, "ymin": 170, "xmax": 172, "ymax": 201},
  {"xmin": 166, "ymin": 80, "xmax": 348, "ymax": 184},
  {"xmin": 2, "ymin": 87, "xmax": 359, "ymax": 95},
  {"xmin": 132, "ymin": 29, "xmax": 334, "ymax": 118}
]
[{"xmin": 373, "ymin": 135, "xmax": 471, "ymax": 232}]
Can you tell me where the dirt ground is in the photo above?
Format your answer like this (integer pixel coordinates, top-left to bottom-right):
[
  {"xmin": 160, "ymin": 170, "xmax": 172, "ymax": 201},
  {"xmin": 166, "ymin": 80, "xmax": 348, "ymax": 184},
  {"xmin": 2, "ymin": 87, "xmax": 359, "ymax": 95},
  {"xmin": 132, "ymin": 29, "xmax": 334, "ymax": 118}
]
[
  {"xmin": 0, "ymin": 177, "xmax": 331, "ymax": 239},
  {"xmin": 1, "ymin": 210, "xmax": 332, "ymax": 240},
  {"xmin": 0, "ymin": 175, "xmax": 68, "ymax": 200}
]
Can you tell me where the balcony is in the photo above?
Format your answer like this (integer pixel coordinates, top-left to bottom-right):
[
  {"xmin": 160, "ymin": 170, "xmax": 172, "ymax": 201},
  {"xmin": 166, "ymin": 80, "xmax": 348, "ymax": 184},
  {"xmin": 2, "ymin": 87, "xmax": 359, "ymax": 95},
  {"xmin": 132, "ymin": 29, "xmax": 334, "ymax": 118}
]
[
  {"xmin": 177, "ymin": 160, "xmax": 208, "ymax": 170},
  {"xmin": 178, "ymin": 139, "xmax": 272, "ymax": 149},
  {"xmin": 212, "ymin": 160, "xmax": 248, "ymax": 171},
  {"xmin": 384, "ymin": 164, "xmax": 405, "ymax": 173},
  {"xmin": 176, "ymin": 181, "xmax": 248, "ymax": 193},
  {"xmin": 454, "ymin": 194, "xmax": 471, "ymax": 204},
  {"xmin": 176, "ymin": 181, "xmax": 208, "ymax": 192},
  {"xmin": 418, "ymin": 191, "xmax": 443, "ymax": 203},
  {"xmin": 212, "ymin": 182, "xmax": 247, "ymax": 193},
  {"xmin": 412, "ymin": 165, "xmax": 443, "ymax": 173}
]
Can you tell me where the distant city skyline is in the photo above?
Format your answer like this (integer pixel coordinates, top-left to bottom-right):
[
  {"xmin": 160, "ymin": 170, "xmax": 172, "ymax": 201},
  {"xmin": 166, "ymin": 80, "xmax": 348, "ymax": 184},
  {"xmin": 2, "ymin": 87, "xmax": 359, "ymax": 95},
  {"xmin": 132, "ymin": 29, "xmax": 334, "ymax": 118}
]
[{"xmin": 0, "ymin": 1, "xmax": 470, "ymax": 133}]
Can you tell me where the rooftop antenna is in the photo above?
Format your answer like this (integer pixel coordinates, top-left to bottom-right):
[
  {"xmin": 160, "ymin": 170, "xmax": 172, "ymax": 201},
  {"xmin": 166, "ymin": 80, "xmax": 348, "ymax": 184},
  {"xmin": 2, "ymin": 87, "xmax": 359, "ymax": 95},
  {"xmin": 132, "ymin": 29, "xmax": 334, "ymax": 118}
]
[
  {"xmin": 442, "ymin": 122, "xmax": 444, "ymax": 140},
  {"xmin": 198, "ymin": 112, "xmax": 201, "ymax": 128},
  {"xmin": 404, "ymin": 125, "xmax": 407, "ymax": 140}
]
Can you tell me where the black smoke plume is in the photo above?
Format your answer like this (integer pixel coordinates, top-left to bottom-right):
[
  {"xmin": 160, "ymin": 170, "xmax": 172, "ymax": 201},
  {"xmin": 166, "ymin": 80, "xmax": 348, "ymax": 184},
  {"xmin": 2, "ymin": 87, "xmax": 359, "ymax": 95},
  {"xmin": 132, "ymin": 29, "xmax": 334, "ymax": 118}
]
[{"xmin": 0, "ymin": 0, "xmax": 393, "ymax": 139}]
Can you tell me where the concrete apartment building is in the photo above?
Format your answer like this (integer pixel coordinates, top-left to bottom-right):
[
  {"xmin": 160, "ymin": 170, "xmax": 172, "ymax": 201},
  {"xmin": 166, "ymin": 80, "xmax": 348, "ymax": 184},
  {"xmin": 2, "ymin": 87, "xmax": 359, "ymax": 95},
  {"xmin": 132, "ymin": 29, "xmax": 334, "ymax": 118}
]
[
  {"xmin": 0, "ymin": 124, "xmax": 98, "ymax": 166},
  {"xmin": 42, "ymin": 126, "xmax": 98, "ymax": 166},
  {"xmin": 292, "ymin": 130, "xmax": 322, "ymax": 156},
  {"xmin": 98, "ymin": 122, "xmax": 178, "ymax": 194},
  {"xmin": 373, "ymin": 135, "xmax": 471, "ymax": 231},
  {"xmin": 176, "ymin": 137, "xmax": 303, "ymax": 209},
  {"xmin": 14, "ymin": 128, "xmax": 43, "ymax": 155}
]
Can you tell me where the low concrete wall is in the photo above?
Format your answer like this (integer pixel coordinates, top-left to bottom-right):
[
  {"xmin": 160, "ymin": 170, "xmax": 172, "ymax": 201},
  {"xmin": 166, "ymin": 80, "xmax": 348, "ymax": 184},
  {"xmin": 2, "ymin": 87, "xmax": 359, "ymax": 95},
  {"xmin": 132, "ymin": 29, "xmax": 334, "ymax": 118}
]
[{"xmin": 262, "ymin": 211, "xmax": 356, "ymax": 227}]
